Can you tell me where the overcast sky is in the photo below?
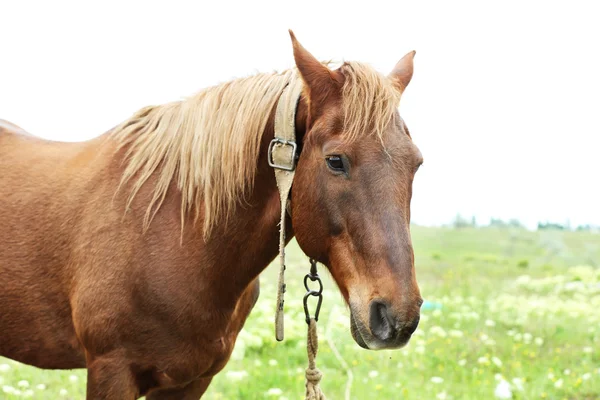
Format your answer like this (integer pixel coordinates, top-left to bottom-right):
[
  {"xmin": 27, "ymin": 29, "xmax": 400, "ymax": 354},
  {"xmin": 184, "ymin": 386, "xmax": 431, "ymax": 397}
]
[{"xmin": 1, "ymin": 1, "xmax": 598, "ymax": 229}]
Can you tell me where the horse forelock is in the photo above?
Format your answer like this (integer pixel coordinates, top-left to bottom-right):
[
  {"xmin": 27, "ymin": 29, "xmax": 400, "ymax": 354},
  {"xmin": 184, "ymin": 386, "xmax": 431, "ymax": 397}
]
[{"xmin": 338, "ymin": 61, "xmax": 402, "ymax": 145}]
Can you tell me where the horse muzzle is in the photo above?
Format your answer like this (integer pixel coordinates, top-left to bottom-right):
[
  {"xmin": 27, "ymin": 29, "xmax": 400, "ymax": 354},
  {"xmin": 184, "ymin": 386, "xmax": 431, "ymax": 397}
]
[{"xmin": 350, "ymin": 300, "xmax": 421, "ymax": 350}]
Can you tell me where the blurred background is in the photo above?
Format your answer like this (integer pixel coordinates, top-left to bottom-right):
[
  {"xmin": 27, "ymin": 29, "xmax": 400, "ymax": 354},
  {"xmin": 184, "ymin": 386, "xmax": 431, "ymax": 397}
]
[{"xmin": 0, "ymin": 1, "xmax": 598, "ymax": 399}]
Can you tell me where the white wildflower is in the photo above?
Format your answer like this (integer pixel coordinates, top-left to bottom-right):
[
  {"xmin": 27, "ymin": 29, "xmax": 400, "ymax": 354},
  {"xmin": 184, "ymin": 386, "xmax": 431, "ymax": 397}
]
[
  {"xmin": 564, "ymin": 369, "xmax": 571, "ymax": 375},
  {"xmin": 534, "ymin": 337, "xmax": 544, "ymax": 346},
  {"xmin": 266, "ymin": 388, "xmax": 283, "ymax": 396},
  {"xmin": 59, "ymin": 389, "xmax": 68, "ymax": 396},
  {"xmin": 583, "ymin": 347, "xmax": 593, "ymax": 354},
  {"xmin": 225, "ymin": 370, "xmax": 248, "ymax": 381},
  {"xmin": 431, "ymin": 376, "xmax": 444, "ymax": 384},
  {"xmin": 69, "ymin": 375, "xmax": 79, "ymax": 382},
  {"xmin": 449, "ymin": 329, "xmax": 464, "ymax": 338},
  {"xmin": 554, "ymin": 378, "xmax": 563, "ymax": 388},
  {"xmin": 17, "ymin": 380, "xmax": 29, "ymax": 388},
  {"xmin": 0, "ymin": 364, "xmax": 11, "ymax": 372},
  {"xmin": 513, "ymin": 333, "xmax": 522, "ymax": 342},
  {"xmin": 511, "ymin": 378, "xmax": 524, "ymax": 391},
  {"xmin": 582, "ymin": 373, "xmax": 592, "ymax": 381},
  {"xmin": 485, "ymin": 319, "xmax": 496, "ymax": 327},
  {"xmin": 36, "ymin": 384, "xmax": 46, "ymax": 390},
  {"xmin": 430, "ymin": 326, "xmax": 448, "ymax": 338},
  {"xmin": 368, "ymin": 370, "xmax": 379, "ymax": 378},
  {"xmin": 2, "ymin": 385, "xmax": 16, "ymax": 394},
  {"xmin": 494, "ymin": 379, "xmax": 513, "ymax": 399},
  {"xmin": 268, "ymin": 359, "xmax": 278, "ymax": 366},
  {"xmin": 436, "ymin": 391, "xmax": 448, "ymax": 399},
  {"xmin": 492, "ymin": 357, "xmax": 503, "ymax": 367},
  {"xmin": 23, "ymin": 389, "xmax": 34, "ymax": 397}
]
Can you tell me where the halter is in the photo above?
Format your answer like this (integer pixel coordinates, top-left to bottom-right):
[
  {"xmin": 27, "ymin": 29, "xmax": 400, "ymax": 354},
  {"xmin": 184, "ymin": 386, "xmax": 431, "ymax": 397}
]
[{"xmin": 269, "ymin": 79, "xmax": 326, "ymax": 399}]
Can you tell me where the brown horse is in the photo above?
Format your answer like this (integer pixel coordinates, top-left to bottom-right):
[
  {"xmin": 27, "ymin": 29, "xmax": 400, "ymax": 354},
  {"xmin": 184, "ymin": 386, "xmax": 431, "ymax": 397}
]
[{"xmin": 0, "ymin": 31, "xmax": 423, "ymax": 399}]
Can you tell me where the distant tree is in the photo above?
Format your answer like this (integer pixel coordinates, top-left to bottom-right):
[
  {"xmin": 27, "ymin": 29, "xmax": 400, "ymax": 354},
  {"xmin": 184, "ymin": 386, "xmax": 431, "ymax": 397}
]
[
  {"xmin": 508, "ymin": 218, "xmax": 524, "ymax": 228},
  {"xmin": 489, "ymin": 218, "xmax": 506, "ymax": 227},
  {"xmin": 537, "ymin": 221, "xmax": 566, "ymax": 231},
  {"xmin": 453, "ymin": 213, "xmax": 474, "ymax": 228},
  {"xmin": 489, "ymin": 218, "xmax": 524, "ymax": 229},
  {"xmin": 576, "ymin": 224, "xmax": 600, "ymax": 232}
]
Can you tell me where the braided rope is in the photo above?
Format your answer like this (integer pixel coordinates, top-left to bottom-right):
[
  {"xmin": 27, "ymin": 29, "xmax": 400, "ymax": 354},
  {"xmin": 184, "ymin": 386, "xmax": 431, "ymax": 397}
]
[{"xmin": 305, "ymin": 318, "xmax": 326, "ymax": 400}]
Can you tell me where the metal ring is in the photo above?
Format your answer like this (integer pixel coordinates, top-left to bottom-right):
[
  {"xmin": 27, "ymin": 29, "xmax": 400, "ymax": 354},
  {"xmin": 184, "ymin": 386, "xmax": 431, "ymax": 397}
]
[{"xmin": 303, "ymin": 274, "xmax": 323, "ymax": 295}]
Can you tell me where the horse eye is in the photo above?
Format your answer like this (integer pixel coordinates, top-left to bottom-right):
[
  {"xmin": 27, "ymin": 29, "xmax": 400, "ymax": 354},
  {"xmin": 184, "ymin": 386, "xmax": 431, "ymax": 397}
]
[{"xmin": 326, "ymin": 155, "xmax": 345, "ymax": 173}]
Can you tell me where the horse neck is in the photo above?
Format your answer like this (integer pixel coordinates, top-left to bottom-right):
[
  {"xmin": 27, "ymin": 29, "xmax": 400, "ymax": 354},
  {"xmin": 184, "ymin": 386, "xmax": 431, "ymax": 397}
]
[{"xmin": 184, "ymin": 95, "xmax": 309, "ymax": 301}]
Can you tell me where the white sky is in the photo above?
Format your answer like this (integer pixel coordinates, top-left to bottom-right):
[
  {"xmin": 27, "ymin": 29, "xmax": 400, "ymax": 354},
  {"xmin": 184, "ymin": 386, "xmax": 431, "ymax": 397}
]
[{"xmin": 1, "ymin": 1, "xmax": 598, "ymax": 229}]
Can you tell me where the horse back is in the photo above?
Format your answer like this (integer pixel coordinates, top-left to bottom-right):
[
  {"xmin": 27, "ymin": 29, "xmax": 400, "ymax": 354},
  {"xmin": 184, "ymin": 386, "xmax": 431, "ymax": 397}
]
[
  {"xmin": 0, "ymin": 119, "xmax": 32, "ymax": 136},
  {"xmin": 0, "ymin": 123, "xmax": 113, "ymax": 368}
]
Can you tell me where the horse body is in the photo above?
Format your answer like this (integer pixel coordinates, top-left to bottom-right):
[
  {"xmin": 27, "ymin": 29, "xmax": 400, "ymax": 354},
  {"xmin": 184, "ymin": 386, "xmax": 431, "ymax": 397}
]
[
  {"xmin": 0, "ymin": 32, "xmax": 423, "ymax": 399},
  {"xmin": 0, "ymin": 122, "xmax": 279, "ymax": 396}
]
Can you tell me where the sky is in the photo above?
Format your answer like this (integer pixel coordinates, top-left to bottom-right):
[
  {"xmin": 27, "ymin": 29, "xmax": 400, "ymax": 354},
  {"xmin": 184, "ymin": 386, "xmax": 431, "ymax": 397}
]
[{"xmin": 1, "ymin": 1, "xmax": 598, "ymax": 229}]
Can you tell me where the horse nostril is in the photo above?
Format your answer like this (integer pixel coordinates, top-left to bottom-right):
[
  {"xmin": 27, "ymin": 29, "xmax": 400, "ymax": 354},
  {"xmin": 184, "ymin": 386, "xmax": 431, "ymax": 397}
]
[{"xmin": 369, "ymin": 300, "xmax": 394, "ymax": 341}]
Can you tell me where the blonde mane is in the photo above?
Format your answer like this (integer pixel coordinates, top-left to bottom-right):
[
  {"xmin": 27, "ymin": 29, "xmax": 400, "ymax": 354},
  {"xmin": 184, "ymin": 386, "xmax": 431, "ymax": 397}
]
[{"xmin": 111, "ymin": 62, "xmax": 400, "ymax": 237}]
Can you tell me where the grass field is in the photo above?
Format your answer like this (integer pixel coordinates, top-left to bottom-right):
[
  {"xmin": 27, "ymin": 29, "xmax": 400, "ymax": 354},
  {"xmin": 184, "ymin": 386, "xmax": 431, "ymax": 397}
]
[{"xmin": 1, "ymin": 226, "xmax": 599, "ymax": 399}]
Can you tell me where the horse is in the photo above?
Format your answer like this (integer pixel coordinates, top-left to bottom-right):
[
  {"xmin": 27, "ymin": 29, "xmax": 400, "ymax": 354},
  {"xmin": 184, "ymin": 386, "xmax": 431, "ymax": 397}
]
[{"xmin": 0, "ymin": 31, "xmax": 423, "ymax": 399}]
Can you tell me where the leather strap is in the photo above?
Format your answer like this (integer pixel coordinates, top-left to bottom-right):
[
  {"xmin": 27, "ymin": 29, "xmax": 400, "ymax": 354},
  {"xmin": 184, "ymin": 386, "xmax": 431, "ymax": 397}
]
[{"xmin": 271, "ymin": 75, "xmax": 303, "ymax": 341}]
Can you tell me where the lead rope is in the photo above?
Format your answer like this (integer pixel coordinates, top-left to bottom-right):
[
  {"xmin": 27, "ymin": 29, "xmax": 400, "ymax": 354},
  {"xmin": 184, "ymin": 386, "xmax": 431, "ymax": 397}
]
[
  {"xmin": 306, "ymin": 319, "xmax": 325, "ymax": 399},
  {"xmin": 304, "ymin": 260, "xmax": 326, "ymax": 400}
]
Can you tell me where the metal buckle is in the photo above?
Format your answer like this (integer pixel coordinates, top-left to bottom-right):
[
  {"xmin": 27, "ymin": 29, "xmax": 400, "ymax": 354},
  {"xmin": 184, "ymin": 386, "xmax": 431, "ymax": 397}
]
[{"xmin": 268, "ymin": 138, "xmax": 297, "ymax": 171}]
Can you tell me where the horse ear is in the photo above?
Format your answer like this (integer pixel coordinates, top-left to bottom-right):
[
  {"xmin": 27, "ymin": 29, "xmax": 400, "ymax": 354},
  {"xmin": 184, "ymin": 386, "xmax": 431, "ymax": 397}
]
[
  {"xmin": 389, "ymin": 51, "xmax": 416, "ymax": 94},
  {"xmin": 289, "ymin": 30, "xmax": 339, "ymax": 108}
]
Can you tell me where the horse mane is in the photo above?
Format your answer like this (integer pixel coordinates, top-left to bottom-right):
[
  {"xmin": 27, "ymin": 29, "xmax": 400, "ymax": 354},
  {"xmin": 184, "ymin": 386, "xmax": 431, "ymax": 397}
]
[{"xmin": 111, "ymin": 62, "xmax": 400, "ymax": 237}]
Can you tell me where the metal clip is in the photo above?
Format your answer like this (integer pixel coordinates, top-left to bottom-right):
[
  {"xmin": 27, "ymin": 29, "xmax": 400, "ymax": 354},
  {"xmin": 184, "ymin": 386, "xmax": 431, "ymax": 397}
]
[{"xmin": 303, "ymin": 259, "xmax": 323, "ymax": 324}]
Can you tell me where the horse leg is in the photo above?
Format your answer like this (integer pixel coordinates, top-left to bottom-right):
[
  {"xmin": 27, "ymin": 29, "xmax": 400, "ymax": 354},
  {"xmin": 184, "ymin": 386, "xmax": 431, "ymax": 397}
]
[
  {"xmin": 86, "ymin": 354, "xmax": 139, "ymax": 400},
  {"xmin": 146, "ymin": 378, "xmax": 213, "ymax": 400}
]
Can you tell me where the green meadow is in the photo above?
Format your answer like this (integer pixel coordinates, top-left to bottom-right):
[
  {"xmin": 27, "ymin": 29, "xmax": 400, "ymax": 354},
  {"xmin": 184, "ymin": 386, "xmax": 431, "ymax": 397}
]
[{"xmin": 1, "ymin": 226, "xmax": 599, "ymax": 399}]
